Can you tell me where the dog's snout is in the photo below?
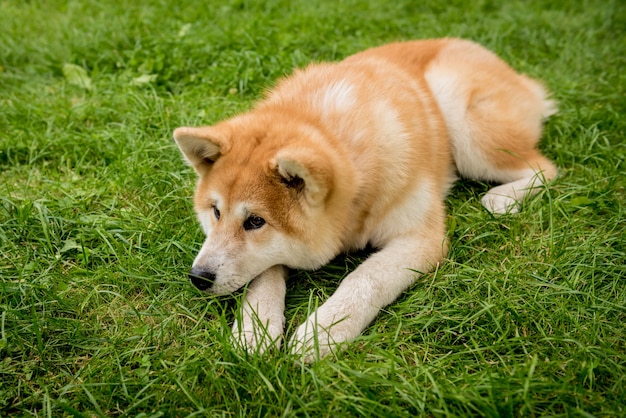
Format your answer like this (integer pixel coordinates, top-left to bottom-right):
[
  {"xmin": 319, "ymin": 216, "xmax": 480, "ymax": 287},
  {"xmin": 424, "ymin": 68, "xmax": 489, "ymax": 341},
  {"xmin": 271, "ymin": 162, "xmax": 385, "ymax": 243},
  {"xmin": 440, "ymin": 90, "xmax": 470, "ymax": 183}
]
[{"xmin": 189, "ymin": 268, "xmax": 215, "ymax": 291}]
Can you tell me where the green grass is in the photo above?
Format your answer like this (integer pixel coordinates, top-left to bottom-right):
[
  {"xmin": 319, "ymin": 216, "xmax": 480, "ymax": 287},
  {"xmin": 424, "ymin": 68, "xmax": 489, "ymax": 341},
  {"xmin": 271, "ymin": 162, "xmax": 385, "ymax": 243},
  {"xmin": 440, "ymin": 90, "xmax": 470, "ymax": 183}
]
[{"xmin": 1, "ymin": 0, "xmax": 624, "ymax": 416}]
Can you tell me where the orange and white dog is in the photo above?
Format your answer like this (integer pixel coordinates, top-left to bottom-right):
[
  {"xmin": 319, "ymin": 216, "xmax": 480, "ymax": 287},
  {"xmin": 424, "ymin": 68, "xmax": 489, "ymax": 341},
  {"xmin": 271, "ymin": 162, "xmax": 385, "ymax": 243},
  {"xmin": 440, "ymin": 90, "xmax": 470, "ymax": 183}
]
[{"xmin": 173, "ymin": 38, "xmax": 557, "ymax": 361}]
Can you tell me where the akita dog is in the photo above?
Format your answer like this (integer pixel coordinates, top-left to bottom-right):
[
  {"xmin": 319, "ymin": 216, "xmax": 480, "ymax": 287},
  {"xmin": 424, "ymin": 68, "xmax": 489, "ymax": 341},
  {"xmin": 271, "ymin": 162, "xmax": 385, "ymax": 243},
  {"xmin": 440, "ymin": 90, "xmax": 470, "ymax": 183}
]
[{"xmin": 173, "ymin": 38, "xmax": 557, "ymax": 361}]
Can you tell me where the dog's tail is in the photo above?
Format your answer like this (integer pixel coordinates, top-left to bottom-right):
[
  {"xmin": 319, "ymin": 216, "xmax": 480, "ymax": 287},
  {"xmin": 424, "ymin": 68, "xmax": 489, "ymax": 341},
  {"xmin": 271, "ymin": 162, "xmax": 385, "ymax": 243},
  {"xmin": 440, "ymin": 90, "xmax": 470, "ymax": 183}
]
[{"xmin": 519, "ymin": 75, "xmax": 558, "ymax": 120}]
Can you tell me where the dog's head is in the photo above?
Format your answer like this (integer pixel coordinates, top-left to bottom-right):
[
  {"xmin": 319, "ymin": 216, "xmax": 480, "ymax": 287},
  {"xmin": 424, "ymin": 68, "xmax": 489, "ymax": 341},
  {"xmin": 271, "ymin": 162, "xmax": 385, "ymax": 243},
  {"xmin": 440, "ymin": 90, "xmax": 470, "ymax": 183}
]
[{"xmin": 174, "ymin": 113, "xmax": 354, "ymax": 294}]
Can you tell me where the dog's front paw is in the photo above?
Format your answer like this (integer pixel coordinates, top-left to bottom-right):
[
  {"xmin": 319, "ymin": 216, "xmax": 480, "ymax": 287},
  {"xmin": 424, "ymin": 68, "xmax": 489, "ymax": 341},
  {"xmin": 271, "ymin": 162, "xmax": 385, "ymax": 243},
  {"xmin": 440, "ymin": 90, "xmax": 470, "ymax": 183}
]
[
  {"xmin": 289, "ymin": 314, "xmax": 357, "ymax": 362},
  {"xmin": 231, "ymin": 316, "xmax": 284, "ymax": 355},
  {"xmin": 289, "ymin": 320, "xmax": 335, "ymax": 363}
]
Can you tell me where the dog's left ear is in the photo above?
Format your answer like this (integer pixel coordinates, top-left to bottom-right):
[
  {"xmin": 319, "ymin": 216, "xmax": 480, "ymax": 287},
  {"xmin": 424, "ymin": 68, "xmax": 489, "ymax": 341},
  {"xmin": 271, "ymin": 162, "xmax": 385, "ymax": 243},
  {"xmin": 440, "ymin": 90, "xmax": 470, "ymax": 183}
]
[
  {"xmin": 273, "ymin": 148, "xmax": 333, "ymax": 207},
  {"xmin": 173, "ymin": 125, "xmax": 231, "ymax": 174}
]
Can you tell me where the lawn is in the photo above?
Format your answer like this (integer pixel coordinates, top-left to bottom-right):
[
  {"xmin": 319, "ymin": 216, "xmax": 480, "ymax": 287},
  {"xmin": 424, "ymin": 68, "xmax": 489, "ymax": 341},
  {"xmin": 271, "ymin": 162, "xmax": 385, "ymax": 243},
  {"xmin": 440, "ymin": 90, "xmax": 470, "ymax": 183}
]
[{"xmin": 1, "ymin": 0, "xmax": 624, "ymax": 416}]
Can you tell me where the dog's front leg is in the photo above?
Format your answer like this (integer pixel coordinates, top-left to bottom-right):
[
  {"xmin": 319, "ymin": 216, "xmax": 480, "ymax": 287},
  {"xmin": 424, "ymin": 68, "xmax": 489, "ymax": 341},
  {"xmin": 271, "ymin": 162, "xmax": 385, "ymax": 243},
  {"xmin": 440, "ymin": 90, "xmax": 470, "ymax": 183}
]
[
  {"xmin": 290, "ymin": 233, "xmax": 446, "ymax": 362},
  {"xmin": 232, "ymin": 265, "xmax": 287, "ymax": 354}
]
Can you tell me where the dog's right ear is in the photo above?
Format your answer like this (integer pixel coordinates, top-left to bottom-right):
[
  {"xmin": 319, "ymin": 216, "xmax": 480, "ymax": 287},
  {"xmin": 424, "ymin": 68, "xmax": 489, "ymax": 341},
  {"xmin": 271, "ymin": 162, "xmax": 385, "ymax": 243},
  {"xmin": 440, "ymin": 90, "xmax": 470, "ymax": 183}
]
[{"xmin": 173, "ymin": 126, "xmax": 231, "ymax": 174}]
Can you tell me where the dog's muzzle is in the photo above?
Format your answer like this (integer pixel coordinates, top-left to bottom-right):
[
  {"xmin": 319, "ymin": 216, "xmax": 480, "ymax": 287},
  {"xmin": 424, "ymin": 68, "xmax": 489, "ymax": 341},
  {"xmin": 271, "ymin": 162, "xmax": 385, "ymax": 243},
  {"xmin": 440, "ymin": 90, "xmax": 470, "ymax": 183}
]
[{"xmin": 189, "ymin": 268, "xmax": 215, "ymax": 291}]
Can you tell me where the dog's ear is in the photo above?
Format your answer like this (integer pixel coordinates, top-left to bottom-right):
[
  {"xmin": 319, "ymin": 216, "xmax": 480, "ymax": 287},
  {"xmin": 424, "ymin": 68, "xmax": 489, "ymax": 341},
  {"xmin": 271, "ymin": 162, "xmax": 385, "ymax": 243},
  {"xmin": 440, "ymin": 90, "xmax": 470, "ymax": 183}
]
[
  {"xmin": 173, "ymin": 126, "xmax": 231, "ymax": 174},
  {"xmin": 273, "ymin": 148, "xmax": 333, "ymax": 207}
]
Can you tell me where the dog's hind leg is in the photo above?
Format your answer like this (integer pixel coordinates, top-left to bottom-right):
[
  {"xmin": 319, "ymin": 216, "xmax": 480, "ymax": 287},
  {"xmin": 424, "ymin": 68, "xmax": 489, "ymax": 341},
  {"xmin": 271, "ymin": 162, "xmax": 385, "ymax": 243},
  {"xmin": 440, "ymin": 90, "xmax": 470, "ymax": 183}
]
[
  {"xmin": 461, "ymin": 84, "xmax": 558, "ymax": 215},
  {"xmin": 428, "ymin": 78, "xmax": 557, "ymax": 213},
  {"xmin": 479, "ymin": 154, "xmax": 557, "ymax": 214},
  {"xmin": 232, "ymin": 265, "xmax": 287, "ymax": 354},
  {"xmin": 425, "ymin": 40, "xmax": 557, "ymax": 214}
]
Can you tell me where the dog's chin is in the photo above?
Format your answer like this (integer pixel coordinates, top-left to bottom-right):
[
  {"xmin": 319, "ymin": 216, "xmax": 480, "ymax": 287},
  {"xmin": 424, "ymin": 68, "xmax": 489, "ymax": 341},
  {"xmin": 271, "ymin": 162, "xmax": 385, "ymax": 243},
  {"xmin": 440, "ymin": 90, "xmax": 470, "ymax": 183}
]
[{"xmin": 209, "ymin": 279, "xmax": 249, "ymax": 296}]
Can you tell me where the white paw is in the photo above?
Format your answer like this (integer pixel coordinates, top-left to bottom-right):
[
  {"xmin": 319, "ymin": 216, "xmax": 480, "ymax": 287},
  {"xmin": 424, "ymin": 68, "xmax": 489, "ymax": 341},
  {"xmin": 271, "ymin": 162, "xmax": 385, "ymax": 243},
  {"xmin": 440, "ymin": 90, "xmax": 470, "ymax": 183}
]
[
  {"xmin": 231, "ymin": 316, "xmax": 284, "ymax": 355},
  {"xmin": 481, "ymin": 192, "xmax": 520, "ymax": 214},
  {"xmin": 289, "ymin": 320, "xmax": 335, "ymax": 363},
  {"xmin": 289, "ymin": 312, "xmax": 359, "ymax": 362}
]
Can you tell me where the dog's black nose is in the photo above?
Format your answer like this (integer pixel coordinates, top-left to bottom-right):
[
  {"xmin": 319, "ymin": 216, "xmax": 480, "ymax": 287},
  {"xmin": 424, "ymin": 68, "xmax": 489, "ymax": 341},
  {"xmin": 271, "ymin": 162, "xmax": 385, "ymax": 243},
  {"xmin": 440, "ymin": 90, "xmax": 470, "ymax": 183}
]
[{"xmin": 189, "ymin": 268, "xmax": 215, "ymax": 291}]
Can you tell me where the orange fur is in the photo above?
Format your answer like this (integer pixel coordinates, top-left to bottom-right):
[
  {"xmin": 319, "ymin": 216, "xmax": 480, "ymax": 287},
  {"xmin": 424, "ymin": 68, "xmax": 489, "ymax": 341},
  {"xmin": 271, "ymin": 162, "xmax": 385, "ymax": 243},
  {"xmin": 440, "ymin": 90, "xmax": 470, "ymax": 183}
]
[{"xmin": 174, "ymin": 38, "xmax": 557, "ymax": 360}]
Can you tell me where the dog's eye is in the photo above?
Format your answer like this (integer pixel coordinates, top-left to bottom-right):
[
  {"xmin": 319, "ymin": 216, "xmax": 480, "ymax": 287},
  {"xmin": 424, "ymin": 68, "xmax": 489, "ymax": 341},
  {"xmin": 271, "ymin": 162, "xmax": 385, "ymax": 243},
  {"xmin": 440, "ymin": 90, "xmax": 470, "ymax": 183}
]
[
  {"xmin": 243, "ymin": 215, "xmax": 265, "ymax": 231},
  {"xmin": 213, "ymin": 206, "xmax": 220, "ymax": 220}
]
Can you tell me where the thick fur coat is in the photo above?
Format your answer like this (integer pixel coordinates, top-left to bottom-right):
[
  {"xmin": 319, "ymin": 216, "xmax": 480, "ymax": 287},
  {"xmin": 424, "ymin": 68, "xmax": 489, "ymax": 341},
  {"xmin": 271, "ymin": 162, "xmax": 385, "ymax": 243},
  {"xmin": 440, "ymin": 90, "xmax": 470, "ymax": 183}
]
[{"xmin": 173, "ymin": 38, "xmax": 557, "ymax": 361}]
